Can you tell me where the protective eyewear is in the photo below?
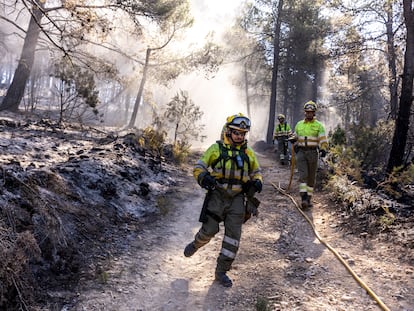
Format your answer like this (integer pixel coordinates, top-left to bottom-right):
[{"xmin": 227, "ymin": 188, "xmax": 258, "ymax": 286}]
[
  {"xmin": 231, "ymin": 130, "xmax": 247, "ymax": 137},
  {"xmin": 304, "ymin": 104, "xmax": 315, "ymax": 111},
  {"xmin": 230, "ymin": 116, "xmax": 251, "ymax": 129}
]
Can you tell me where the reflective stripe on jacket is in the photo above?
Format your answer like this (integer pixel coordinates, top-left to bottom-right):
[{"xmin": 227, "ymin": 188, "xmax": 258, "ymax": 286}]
[
  {"xmin": 294, "ymin": 119, "xmax": 328, "ymax": 150},
  {"xmin": 193, "ymin": 136, "xmax": 262, "ymax": 196},
  {"xmin": 273, "ymin": 122, "xmax": 292, "ymax": 139}
]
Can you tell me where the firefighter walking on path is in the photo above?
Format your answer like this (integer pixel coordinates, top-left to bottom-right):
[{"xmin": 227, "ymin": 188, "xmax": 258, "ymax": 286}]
[
  {"xmin": 273, "ymin": 113, "xmax": 293, "ymax": 165},
  {"xmin": 292, "ymin": 101, "xmax": 328, "ymax": 209},
  {"xmin": 183, "ymin": 113, "xmax": 263, "ymax": 288}
]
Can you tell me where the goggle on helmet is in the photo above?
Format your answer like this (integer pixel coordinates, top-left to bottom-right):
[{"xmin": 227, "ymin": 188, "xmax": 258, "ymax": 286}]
[
  {"xmin": 304, "ymin": 101, "xmax": 317, "ymax": 112},
  {"xmin": 227, "ymin": 115, "xmax": 251, "ymax": 132}
]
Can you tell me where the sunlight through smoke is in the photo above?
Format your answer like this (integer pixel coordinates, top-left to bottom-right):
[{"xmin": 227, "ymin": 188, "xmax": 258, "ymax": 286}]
[{"xmin": 172, "ymin": 0, "xmax": 262, "ymax": 149}]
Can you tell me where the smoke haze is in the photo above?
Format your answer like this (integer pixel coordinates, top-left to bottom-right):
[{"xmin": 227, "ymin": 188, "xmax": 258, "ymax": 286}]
[{"xmin": 173, "ymin": 0, "xmax": 268, "ymax": 148}]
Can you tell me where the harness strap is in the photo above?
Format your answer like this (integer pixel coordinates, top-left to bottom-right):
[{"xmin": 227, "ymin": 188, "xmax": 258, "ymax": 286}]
[
  {"xmin": 278, "ymin": 123, "xmax": 287, "ymax": 132},
  {"xmin": 211, "ymin": 141, "xmax": 250, "ymax": 185}
]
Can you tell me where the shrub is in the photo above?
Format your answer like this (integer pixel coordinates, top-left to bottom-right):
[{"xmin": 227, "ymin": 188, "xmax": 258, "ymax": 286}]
[
  {"xmin": 137, "ymin": 126, "xmax": 167, "ymax": 158},
  {"xmin": 329, "ymin": 125, "xmax": 346, "ymax": 146},
  {"xmin": 348, "ymin": 120, "xmax": 393, "ymax": 172},
  {"xmin": 172, "ymin": 140, "xmax": 191, "ymax": 164}
]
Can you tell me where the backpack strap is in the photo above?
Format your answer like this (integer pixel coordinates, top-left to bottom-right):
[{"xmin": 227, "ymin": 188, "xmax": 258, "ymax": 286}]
[
  {"xmin": 278, "ymin": 123, "xmax": 288, "ymax": 134},
  {"xmin": 211, "ymin": 141, "xmax": 251, "ymax": 184},
  {"xmin": 211, "ymin": 140, "xmax": 227, "ymax": 170}
]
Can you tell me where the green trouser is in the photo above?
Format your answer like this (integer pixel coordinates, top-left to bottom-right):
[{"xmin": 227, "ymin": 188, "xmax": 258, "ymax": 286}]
[
  {"xmin": 296, "ymin": 148, "xmax": 318, "ymax": 196},
  {"xmin": 193, "ymin": 189, "xmax": 245, "ymax": 273},
  {"xmin": 277, "ymin": 137, "xmax": 288, "ymax": 160}
]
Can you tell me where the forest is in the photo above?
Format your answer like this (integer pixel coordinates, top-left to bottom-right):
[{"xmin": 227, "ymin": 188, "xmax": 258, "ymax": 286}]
[
  {"xmin": 1, "ymin": 0, "xmax": 413, "ymax": 173},
  {"xmin": 0, "ymin": 0, "xmax": 413, "ymax": 310}
]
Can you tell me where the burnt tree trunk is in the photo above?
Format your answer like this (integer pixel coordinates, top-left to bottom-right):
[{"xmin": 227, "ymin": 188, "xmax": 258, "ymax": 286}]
[
  {"xmin": 128, "ymin": 48, "xmax": 151, "ymax": 128},
  {"xmin": 266, "ymin": 0, "xmax": 284, "ymax": 144},
  {"xmin": 385, "ymin": 1, "xmax": 399, "ymax": 120},
  {"xmin": 387, "ymin": 0, "xmax": 414, "ymax": 172},
  {"xmin": 0, "ymin": 1, "xmax": 44, "ymax": 112}
]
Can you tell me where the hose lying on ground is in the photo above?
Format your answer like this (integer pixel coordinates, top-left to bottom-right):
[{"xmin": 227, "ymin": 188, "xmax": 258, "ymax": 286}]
[{"xmin": 271, "ymin": 182, "xmax": 390, "ymax": 311}]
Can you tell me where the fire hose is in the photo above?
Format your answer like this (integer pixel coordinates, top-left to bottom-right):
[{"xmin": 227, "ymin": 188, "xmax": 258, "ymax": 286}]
[
  {"xmin": 271, "ymin": 182, "xmax": 391, "ymax": 311},
  {"xmin": 286, "ymin": 142, "xmax": 295, "ymax": 191}
]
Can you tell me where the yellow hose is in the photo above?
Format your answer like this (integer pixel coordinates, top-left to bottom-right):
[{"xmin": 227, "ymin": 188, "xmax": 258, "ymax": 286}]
[
  {"xmin": 271, "ymin": 182, "xmax": 391, "ymax": 311},
  {"xmin": 287, "ymin": 143, "xmax": 295, "ymax": 191}
]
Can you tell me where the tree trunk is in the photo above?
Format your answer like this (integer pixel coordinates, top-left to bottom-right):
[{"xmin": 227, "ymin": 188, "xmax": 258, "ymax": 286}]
[
  {"xmin": 0, "ymin": 1, "xmax": 44, "ymax": 112},
  {"xmin": 266, "ymin": 0, "xmax": 284, "ymax": 144},
  {"xmin": 174, "ymin": 122, "xmax": 179, "ymax": 144},
  {"xmin": 385, "ymin": 0, "xmax": 399, "ymax": 120},
  {"xmin": 128, "ymin": 48, "xmax": 151, "ymax": 128},
  {"xmin": 386, "ymin": 0, "xmax": 414, "ymax": 172},
  {"xmin": 244, "ymin": 63, "xmax": 251, "ymax": 118}
]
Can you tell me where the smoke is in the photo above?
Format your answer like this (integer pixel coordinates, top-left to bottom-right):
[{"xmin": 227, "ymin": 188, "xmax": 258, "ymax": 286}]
[
  {"xmin": 167, "ymin": 0, "xmax": 268, "ymax": 149},
  {"xmin": 172, "ymin": 66, "xmax": 246, "ymax": 147},
  {"xmin": 188, "ymin": 0, "xmax": 245, "ymax": 40}
]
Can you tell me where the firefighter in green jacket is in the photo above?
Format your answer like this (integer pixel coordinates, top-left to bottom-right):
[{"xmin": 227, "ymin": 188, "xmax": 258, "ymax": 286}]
[
  {"xmin": 292, "ymin": 101, "xmax": 328, "ymax": 209},
  {"xmin": 273, "ymin": 113, "xmax": 293, "ymax": 165},
  {"xmin": 183, "ymin": 113, "xmax": 263, "ymax": 288}
]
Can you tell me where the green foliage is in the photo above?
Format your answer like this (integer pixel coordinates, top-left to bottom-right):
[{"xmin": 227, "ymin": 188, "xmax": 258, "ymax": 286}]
[
  {"xmin": 329, "ymin": 125, "xmax": 346, "ymax": 146},
  {"xmin": 349, "ymin": 121, "xmax": 393, "ymax": 171},
  {"xmin": 327, "ymin": 145, "xmax": 363, "ymax": 184},
  {"xmin": 255, "ymin": 296, "xmax": 269, "ymax": 311},
  {"xmin": 326, "ymin": 121, "xmax": 403, "ymax": 190},
  {"xmin": 52, "ymin": 58, "xmax": 100, "ymax": 124},
  {"xmin": 377, "ymin": 163, "xmax": 414, "ymax": 199},
  {"xmin": 378, "ymin": 206, "xmax": 396, "ymax": 230},
  {"xmin": 117, "ymin": 0, "xmax": 185, "ymax": 22},
  {"xmin": 138, "ymin": 126, "xmax": 167, "ymax": 158},
  {"xmin": 172, "ymin": 140, "xmax": 191, "ymax": 164},
  {"xmin": 164, "ymin": 89, "xmax": 206, "ymax": 145}
]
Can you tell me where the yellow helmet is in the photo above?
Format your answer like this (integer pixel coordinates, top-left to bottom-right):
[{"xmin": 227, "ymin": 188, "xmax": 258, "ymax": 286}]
[
  {"xmin": 226, "ymin": 113, "xmax": 251, "ymax": 132},
  {"xmin": 304, "ymin": 100, "xmax": 317, "ymax": 112},
  {"xmin": 277, "ymin": 114, "xmax": 285, "ymax": 120}
]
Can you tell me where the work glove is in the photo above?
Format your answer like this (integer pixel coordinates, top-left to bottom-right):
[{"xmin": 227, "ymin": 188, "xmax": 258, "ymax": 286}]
[
  {"xmin": 287, "ymin": 135, "xmax": 297, "ymax": 143},
  {"xmin": 201, "ymin": 174, "xmax": 216, "ymax": 190},
  {"xmin": 243, "ymin": 179, "xmax": 262, "ymax": 193},
  {"xmin": 253, "ymin": 179, "xmax": 262, "ymax": 193},
  {"xmin": 319, "ymin": 149, "xmax": 327, "ymax": 158}
]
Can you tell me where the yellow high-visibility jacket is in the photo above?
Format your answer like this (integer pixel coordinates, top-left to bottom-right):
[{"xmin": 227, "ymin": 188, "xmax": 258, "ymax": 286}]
[
  {"xmin": 193, "ymin": 136, "xmax": 262, "ymax": 196},
  {"xmin": 273, "ymin": 122, "xmax": 292, "ymax": 139},
  {"xmin": 294, "ymin": 118, "xmax": 328, "ymax": 150}
]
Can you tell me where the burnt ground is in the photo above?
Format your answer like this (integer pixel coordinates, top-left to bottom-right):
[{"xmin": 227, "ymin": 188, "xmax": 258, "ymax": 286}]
[{"xmin": 0, "ymin": 114, "xmax": 413, "ymax": 311}]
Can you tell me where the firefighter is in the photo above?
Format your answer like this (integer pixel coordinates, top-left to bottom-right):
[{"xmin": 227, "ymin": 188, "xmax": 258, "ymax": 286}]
[
  {"xmin": 183, "ymin": 113, "xmax": 263, "ymax": 288},
  {"xmin": 273, "ymin": 113, "xmax": 293, "ymax": 165},
  {"xmin": 292, "ymin": 101, "xmax": 328, "ymax": 209}
]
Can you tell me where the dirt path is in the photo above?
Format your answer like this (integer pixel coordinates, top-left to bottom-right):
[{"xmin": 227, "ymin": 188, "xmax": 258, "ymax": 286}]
[{"xmin": 71, "ymin": 149, "xmax": 414, "ymax": 311}]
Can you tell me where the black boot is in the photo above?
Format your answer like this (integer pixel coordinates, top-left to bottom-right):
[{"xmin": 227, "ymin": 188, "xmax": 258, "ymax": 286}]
[
  {"xmin": 215, "ymin": 271, "xmax": 233, "ymax": 287},
  {"xmin": 184, "ymin": 241, "xmax": 198, "ymax": 257},
  {"xmin": 300, "ymin": 193, "xmax": 308, "ymax": 209},
  {"xmin": 307, "ymin": 196, "xmax": 313, "ymax": 208}
]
